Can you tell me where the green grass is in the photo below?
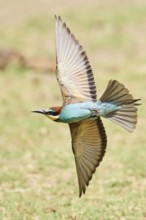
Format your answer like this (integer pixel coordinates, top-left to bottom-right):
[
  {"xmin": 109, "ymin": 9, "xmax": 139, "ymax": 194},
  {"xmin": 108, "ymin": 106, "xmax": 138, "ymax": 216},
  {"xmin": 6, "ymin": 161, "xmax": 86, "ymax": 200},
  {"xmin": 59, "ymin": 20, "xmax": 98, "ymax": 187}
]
[{"xmin": 0, "ymin": 3, "xmax": 146, "ymax": 220}]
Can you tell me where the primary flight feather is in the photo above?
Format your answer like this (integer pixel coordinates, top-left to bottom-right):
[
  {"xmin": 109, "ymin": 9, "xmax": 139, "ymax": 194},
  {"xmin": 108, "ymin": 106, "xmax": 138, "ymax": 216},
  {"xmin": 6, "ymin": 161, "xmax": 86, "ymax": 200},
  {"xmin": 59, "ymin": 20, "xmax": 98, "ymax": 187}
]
[{"xmin": 33, "ymin": 16, "xmax": 140, "ymax": 197}]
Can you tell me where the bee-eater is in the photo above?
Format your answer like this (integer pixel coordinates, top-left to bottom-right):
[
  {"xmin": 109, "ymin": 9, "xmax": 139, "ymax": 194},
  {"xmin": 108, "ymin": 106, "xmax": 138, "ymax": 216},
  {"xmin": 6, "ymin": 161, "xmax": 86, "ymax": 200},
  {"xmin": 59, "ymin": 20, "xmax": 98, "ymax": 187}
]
[{"xmin": 33, "ymin": 16, "xmax": 140, "ymax": 197}]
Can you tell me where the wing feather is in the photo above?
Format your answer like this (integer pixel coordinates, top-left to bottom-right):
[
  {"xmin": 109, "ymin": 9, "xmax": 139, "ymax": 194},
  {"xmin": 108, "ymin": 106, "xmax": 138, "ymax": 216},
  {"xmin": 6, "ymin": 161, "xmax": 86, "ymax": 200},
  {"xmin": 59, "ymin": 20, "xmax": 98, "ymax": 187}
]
[
  {"xmin": 69, "ymin": 118, "xmax": 107, "ymax": 197},
  {"xmin": 55, "ymin": 16, "xmax": 97, "ymax": 104}
]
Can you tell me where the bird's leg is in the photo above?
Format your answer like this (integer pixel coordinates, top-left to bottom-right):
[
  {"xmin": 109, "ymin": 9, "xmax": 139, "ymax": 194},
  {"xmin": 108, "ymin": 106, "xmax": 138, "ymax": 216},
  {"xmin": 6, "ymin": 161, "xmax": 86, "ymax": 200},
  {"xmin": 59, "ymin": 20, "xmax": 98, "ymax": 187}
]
[
  {"xmin": 90, "ymin": 109, "xmax": 99, "ymax": 119},
  {"xmin": 80, "ymin": 107, "xmax": 99, "ymax": 119}
]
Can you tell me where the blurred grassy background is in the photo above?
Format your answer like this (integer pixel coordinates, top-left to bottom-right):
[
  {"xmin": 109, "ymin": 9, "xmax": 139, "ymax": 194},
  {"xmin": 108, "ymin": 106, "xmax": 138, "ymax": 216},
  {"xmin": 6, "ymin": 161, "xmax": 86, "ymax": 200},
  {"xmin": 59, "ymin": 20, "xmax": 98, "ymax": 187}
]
[{"xmin": 0, "ymin": 0, "xmax": 146, "ymax": 219}]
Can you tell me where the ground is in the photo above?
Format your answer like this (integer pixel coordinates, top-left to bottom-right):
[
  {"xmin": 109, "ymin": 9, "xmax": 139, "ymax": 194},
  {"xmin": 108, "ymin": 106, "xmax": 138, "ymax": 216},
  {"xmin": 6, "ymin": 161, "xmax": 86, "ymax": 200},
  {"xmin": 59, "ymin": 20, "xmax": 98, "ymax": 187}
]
[{"xmin": 0, "ymin": 1, "xmax": 146, "ymax": 220}]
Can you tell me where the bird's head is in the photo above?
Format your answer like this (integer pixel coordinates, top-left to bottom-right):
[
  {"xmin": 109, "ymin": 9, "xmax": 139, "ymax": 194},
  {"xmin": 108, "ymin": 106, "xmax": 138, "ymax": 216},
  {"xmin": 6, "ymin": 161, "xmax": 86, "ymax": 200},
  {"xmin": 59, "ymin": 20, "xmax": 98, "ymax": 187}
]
[{"xmin": 32, "ymin": 106, "xmax": 62, "ymax": 121}]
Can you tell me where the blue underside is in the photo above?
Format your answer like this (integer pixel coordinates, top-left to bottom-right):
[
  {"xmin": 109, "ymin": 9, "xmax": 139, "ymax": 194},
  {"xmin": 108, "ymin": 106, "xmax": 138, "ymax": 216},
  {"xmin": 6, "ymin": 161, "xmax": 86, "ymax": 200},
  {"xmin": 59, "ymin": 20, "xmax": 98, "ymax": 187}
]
[{"xmin": 57, "ymin": 101, "xmax": 120, "ymax": 123}]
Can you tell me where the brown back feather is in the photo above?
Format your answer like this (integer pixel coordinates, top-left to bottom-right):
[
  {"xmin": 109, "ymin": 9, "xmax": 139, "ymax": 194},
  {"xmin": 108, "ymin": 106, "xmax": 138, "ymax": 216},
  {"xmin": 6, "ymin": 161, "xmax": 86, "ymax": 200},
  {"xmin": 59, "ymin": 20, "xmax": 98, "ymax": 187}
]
[{"xmin": 51, "ymin": 106, "xmax": 62, "ymax": 114}]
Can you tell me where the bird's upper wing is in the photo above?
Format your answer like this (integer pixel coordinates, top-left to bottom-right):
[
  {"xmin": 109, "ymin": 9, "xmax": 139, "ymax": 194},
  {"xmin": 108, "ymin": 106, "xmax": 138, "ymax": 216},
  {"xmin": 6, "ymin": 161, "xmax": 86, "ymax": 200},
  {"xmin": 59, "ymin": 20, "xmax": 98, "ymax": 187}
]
[
  {"xmin": 69, "ymin": 118, "xmax": 107, "ymax": 197},
  {"xmin": 55, "ymin": 16, "xmax": 97, "ymax": 104}
]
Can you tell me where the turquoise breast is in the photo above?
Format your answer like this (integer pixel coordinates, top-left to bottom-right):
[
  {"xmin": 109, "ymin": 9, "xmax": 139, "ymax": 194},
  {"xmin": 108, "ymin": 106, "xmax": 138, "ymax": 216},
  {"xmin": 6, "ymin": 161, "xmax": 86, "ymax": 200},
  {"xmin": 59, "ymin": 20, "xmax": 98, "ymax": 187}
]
[{"xmin": 58, "ymin": 103, "xmax": 92, "ymax": 123}]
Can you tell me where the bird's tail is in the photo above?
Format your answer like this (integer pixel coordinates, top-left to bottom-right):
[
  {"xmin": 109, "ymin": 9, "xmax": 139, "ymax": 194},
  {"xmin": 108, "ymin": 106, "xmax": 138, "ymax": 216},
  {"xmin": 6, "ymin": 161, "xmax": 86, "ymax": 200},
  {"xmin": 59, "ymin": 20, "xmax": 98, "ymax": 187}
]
[{"xmin": 100, "ymin": 80, "xmax": 140, "ymax": 132}]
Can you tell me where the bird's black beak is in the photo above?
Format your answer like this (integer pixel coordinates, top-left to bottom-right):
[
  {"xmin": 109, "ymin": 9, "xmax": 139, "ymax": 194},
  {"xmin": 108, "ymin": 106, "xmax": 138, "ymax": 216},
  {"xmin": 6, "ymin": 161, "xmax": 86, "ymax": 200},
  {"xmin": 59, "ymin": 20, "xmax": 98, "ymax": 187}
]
[{"xmin": 32, "ymin": 110, "xmax": 47, "ymax": 115}]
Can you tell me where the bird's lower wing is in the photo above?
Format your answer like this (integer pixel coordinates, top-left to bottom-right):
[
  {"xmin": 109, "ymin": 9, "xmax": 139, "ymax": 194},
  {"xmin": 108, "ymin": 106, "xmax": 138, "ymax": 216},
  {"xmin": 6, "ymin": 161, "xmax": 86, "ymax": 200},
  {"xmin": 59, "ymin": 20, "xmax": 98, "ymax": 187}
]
[{"xmin": 69, "ymin": 118, "xmax": 107, "ymax": 197}]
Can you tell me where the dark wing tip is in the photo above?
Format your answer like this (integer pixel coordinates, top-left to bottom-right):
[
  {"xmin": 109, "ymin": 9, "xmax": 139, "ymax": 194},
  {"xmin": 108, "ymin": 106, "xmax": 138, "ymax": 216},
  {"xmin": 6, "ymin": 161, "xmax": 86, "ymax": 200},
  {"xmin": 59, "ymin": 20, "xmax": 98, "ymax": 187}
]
[
  {"xmin": 79, "ymin": 189, "xmax": 85, "ymax": 198},
  {"xmin": 55, "ymin": 15, "xmax": 61, "ymax": 20}
]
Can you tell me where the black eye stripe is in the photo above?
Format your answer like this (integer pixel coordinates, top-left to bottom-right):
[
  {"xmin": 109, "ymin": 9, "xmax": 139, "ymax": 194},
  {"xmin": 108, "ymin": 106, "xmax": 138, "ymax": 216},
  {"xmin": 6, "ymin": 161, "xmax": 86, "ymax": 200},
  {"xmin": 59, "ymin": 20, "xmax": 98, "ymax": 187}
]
[{"xmin": 49, "ymin": 111, "xmax": 59, "ymax": 116}]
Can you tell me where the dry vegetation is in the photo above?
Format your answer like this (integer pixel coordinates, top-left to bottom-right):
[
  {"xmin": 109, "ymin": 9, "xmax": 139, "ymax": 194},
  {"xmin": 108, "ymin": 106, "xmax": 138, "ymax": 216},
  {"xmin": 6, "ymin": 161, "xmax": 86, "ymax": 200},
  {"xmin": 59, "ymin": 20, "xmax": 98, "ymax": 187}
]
[{"xmin": 0, "ymin": 1, "xmax": 146, "ymax": 219}]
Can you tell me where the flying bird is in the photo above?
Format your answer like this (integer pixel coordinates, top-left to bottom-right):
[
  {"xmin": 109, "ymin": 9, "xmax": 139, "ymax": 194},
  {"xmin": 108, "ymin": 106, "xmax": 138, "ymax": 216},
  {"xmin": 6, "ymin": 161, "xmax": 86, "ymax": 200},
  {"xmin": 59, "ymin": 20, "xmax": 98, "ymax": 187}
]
[{"xmin": 33, "ymin": 16, "xmax": 140, "ymax": 197}]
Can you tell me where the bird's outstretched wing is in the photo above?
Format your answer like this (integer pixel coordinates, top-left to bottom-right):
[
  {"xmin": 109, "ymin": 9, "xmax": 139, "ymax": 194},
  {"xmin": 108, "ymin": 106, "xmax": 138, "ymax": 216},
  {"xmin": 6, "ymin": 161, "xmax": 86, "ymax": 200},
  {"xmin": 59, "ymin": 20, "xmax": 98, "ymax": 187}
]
[
  {"xmin": 55, "ymin": 16, "xmax": 97, "ymax": 104},
  {"xmin": 69, "ymin": 118, "xmax": 107, "ymax": 197}
]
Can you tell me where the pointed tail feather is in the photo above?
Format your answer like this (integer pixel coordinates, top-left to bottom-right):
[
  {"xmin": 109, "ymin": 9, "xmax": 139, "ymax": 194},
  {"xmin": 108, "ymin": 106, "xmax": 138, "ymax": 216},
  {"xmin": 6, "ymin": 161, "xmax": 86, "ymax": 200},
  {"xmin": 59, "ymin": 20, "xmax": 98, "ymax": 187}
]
[{"xmin": 100, "ymin": 80, "xmax": 140, "ymax": 132}]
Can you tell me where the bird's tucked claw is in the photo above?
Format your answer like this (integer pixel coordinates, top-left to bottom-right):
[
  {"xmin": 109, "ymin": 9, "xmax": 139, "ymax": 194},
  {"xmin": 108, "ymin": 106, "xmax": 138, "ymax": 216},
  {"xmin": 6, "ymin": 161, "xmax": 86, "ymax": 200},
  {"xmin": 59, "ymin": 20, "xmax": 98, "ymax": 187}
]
[{"xmin": 80, "ymin": 107, "xmax": 99, "ymax": 118}]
